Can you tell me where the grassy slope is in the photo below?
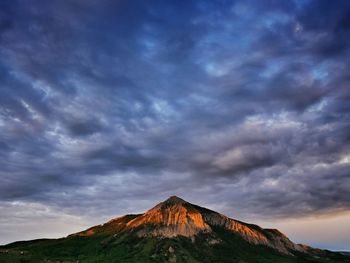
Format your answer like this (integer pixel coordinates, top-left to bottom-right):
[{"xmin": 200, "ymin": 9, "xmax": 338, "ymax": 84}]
[{"xmin": 0, "ymin": 228, "xmax": 349, "ymax": 263}]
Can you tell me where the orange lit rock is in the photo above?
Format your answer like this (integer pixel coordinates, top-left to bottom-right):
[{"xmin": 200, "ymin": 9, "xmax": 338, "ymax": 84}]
[{"xmin": 71, "ymin": 196, "xmax": 305, "ymax": 255}]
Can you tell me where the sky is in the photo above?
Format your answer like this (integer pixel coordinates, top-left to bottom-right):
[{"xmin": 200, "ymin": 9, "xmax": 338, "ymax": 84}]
[{"xmin": 0, "ymin": 0, "xmax": 350, "ymax": 251}]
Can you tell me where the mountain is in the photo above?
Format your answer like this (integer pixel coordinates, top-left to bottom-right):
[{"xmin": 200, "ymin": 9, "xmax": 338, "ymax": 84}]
[{"xmin": 0, "ymin": 196, "xmax": 349, "ymax": 263}]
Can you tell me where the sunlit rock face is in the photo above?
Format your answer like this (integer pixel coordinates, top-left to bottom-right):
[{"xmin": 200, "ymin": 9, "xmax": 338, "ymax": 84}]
[
  {"xmin": 200, "ymin": 207, "xmax": 303, "ymax": 254},
  {"xmin": 126, "ymin": 196, "xmax": 211, "ymax": 237},
  {"xmin": 124, "ymin": 196, "xmax": 303, "ymax": 254},
  {"xmin": 70, "ymin": 214, "xmax": 139, "ymax": 237},
  {"xmin": 72, "ymin": 196, "xmax": 305, "ymax": 255}
]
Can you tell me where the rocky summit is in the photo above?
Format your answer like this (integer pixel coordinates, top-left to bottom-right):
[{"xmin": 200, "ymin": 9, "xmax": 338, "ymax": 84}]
[{"xmin": 1, "ymin": 196, "xmax": 349, "ymax": 263}]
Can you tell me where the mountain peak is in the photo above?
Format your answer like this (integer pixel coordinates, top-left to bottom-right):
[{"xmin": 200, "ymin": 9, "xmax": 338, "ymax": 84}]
[
  {"xmin": 124, "ymin": 195, "xmax": 210, "ymax": 237},
  {"xmin": 73, "ymin": 197, "xmax": 305, "ymax": 255},
  {"xmin": 5, "ymin": 196, "xmax": 347, "ymax": 263},
  {"xmin": 163, "ymin": 195, "xmax": 187, "ymax": 205}
]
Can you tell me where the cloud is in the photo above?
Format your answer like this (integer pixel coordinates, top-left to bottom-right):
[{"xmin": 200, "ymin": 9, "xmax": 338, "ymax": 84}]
[{"xmin": 0, "ymin": 0, "xmax": 349, "ymax": 246}]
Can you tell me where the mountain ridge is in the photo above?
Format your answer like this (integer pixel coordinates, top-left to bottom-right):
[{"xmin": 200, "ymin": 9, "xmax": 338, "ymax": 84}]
[
  {"xmin": 1, "ymin": 196, "xmax": 349, "ymax": 263},
  {"xmin": 71, "ymin": 196, "xmax": 314, "ymax": 255}
]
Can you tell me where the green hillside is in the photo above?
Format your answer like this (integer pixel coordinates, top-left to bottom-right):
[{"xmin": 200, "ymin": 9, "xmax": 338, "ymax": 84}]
[{"xmin": 0, "ymin": 227, "xmax": 349, "ymax": 263}]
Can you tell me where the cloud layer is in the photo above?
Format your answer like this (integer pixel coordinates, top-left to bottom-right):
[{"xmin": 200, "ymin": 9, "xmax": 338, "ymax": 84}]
[{"xmin": 0, "ymin": 0, "xmax": 350, "ymax": 246}]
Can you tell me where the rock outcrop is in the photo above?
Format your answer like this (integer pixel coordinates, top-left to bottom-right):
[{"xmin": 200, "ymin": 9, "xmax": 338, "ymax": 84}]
[{"xmin": 72, "ymin": 196, "xmax": 305, "ymax": 255}]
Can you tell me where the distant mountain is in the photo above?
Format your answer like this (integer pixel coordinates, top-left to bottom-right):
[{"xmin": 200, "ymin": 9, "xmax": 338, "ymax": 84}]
[{"xmin": 1, "ymin": 196, "xmax": 349, "ymax": 263}]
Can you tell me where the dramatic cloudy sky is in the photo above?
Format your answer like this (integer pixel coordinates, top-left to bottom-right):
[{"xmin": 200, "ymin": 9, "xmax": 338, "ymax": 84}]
[{"xmin": 1, "ymin": 0, "xmax": 350, "ymax": 250}]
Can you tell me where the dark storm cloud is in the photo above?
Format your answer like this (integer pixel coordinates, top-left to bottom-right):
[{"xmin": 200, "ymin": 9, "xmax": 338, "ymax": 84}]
[
  {"xmin": 297, "ymin": 0, "xmax": 350, "ymax": 59},
  {"xmin": 0, "ymin": 0, "xmax": 349, "ymax": 222},
  {"xmin": 65, "ymin": 117, "xmax": 106, "ymax": 137}
]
